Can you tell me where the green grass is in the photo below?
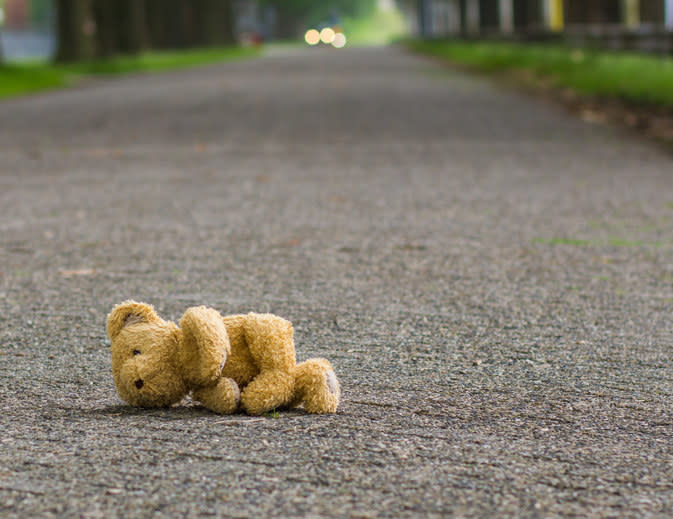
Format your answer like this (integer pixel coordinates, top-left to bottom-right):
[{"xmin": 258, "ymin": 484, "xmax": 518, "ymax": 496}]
[
  {"xmin": 532, "ymin": 237, "xmax": 593, "ymax": 246},
  {"xmin": 265, "ymin": 409, "xmax": 280, "ymax": 419},
  {"xmin": 533, "ymin": 237, "xmax": 663, "ymax": 247},
  {"xmin": 406, "ymin": 39, "xmax": 673, "ymax": 108},
  {"xmin": 0, "ymin": 46, "xmax": 259, "ymax": 100},
  {"xmin": 0, "ymin": 63, "xmax": 68, "ymax": 98}
]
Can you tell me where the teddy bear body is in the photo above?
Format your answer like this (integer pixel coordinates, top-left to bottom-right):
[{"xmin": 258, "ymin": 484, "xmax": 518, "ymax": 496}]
[{"xmin": 107, "ymin": 301, "xmax": 340, "ymax": 415}]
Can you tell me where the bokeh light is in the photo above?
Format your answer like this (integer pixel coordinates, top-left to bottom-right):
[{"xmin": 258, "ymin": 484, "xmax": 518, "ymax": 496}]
[
  {"xmin": 320, "ymin": 27, "xmax": 336, "ymax": 44},
  {"xmin": 332, "ymin": 32, "xmax": 347, "ymax": 49},
  {"xmin": 304, "ymin": 29, "xmax": 320, "ymax": 46}
]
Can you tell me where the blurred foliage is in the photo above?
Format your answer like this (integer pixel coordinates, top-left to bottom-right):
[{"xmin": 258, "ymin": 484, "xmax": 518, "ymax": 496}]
[
  {"xmin": 264, "ymin": 0, "xmax": 377, "ymax": 28},
  {"xmin": 341, "ymin": 6, "xmax": 407, "ymax": 46},
  {"xmin": 407, "ymin": 40, "xmax": 673, "ymax": 108},
  {"xmin": 30, "ymin": 0, "xmax": 53, "ymax": 26}
]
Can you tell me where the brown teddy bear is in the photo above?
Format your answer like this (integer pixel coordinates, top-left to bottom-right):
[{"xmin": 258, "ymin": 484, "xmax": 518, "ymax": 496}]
[{"xmin": 106, "ymin": 301, "xmax": 340, "ymax": 415}]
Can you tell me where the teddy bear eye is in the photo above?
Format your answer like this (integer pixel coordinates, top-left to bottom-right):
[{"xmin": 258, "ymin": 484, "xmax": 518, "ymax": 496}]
[{"xmin": 133, "ymin": 350, "xmax": 141, "ymax": 356}]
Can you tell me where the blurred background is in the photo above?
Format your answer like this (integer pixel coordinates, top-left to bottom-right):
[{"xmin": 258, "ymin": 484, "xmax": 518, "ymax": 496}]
[
  {"xmin": 0, "ymin": 0, "xmax": 405, "ymax": 62},
  {"xmin": 1, "ymin": 0, "xmax": 672, "ymax": 63}
]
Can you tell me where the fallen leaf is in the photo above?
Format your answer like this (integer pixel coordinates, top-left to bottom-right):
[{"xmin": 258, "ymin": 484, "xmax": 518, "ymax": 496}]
[{"xmin": 60, "ymin": 268, "xmax": 96, "ymax": 277}]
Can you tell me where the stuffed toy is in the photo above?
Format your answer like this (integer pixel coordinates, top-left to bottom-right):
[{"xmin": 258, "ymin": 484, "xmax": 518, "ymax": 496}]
[{"xmin": 106, "ymin": 301, "xmax": 340, "ymax": 415}]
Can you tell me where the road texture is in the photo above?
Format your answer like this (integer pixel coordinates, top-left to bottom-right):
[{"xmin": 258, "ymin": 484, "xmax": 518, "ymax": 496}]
[{"xmin": 1, "ymin": 45, "xmax": 673, "ymax": 518}]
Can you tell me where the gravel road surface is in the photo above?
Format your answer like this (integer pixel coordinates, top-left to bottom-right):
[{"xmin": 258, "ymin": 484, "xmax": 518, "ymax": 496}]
[{"xmin": 1, "ymin": 45, "xmax": 673, "ymax": 518}]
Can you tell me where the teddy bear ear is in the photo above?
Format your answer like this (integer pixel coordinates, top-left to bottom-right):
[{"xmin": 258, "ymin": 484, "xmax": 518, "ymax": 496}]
[{"xmin": 107, "ymin": 300, "xmax": 160, "ymax": 340}]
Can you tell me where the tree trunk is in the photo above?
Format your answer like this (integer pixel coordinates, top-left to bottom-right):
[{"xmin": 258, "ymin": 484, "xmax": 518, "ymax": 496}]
[
  {"xmin": 145, "ymin": 0, "xmax": 166, "ymax": 49},
  {"xmin": 275, "ymin": 6, "xmax": 301, "ymax": 39},
  {"xmin": 91, "ymin": 0, "xmax": 234, "ymax": 55},
  {"xmin": 199, "ymin": 0, "xmax": 235, "ymax": 46},
  {"xmin": 116, "ymin": 0, "xmax": 146, "ymax": 54},
  {"xmin": 221, "ymin": 0, "xmax": 235, "ymax": 44},
  {"xmin": 161, "ymin": 0, "xmax": 194, "ymax": 49},
  {"xmin": 92, "ymin": 0, "xmax": 118, "ymax": 58},
  {"xmin": 55, "ymin": 0, "xmax": 91, "ymax": 62},
  {"xmin": 192, "ymin": 0, "xmax": 209, "ymax": 46},
  {"xmin": 417, "ymin": 0, "xmax": 429, "ymax": 37}
]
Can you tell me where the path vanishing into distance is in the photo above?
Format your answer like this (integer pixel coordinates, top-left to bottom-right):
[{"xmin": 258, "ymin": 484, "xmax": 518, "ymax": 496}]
[{"xmin": 2, "ymin": 45, "xmax": 673, "ymax": 517}]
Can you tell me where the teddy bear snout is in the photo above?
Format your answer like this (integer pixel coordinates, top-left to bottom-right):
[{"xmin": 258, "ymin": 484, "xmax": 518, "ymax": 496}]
[{"xmin": 135, "ymin": 379, "xmax": 144, "ymax": 389}]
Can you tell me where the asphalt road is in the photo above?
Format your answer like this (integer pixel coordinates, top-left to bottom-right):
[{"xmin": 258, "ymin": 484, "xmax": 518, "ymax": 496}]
[{"xmin": 2, "ymin": 45, "xmax": 673, "ymax": 518}]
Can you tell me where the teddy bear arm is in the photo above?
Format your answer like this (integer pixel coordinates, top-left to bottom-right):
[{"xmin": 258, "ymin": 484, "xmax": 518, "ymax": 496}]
[
  {"xmin": 220, "ymin": 315, "xmax": 259, "ymax": 387},
  {"xmin": 179, "ymin": 306, "xmax": 230, "ymax": 388}
]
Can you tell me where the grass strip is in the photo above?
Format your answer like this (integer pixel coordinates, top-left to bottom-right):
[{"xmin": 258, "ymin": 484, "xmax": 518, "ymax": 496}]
[
  {"xmin": 406, "ymin": 39, "xmax": 673, "ymax": 109},
  {"xmin": 0, "ymin": 46, "xmax": 260, "ymax": 100}
]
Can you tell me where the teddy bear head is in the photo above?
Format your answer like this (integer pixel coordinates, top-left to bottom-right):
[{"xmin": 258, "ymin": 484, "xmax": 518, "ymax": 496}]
[
  {"xmin": 107, "ymin": 301, "xmax": 230, "ymax": 409},
  {"xmin": 107, "ymin": 301, "xmax": 186, "ymax": 408}
]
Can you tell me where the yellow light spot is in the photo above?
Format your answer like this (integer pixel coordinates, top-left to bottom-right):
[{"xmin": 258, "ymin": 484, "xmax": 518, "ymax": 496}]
[
  {"xmin": 304, "ymin": 29, "xmax": 320, "ymax": 46},
  {"xmin": 320, "ymin": 27, "xmax": 336, "ymax": 44}
]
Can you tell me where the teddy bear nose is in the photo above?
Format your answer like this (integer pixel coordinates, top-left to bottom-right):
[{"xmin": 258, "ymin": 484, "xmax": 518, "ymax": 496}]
[{"xmin": 135, "ymin": 379, "xmax": 144, "ymax": 390}]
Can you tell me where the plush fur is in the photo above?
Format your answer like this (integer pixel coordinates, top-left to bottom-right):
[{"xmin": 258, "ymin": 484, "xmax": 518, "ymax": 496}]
[{"xmin": 107, "ymin": 301, "xmax": 340, "ymax": 415}]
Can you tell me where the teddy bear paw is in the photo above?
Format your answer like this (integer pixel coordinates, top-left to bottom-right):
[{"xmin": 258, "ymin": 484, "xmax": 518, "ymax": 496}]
[{"xmin": 193, "ymin": 377, "xmax": 240, "ymax": 414}]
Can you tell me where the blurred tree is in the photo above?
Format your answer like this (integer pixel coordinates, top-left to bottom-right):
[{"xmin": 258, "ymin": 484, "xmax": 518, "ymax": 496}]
[
  {"xmin": 145, "ymin": 0, "xmax": 233, "ymax": 50},
  {"xmin": 513, "ymin": 0, "xmax": 542, "ymax": 30},
  {"xmin": 274, "ymin": 2, "xmax": 306, "ymax": 38},
  {"xmin": 116, "ymin": 0, "xmax": 146, "ymax": 54},
  {"xmin": 416, "ymin": 0, "xmax": 429, "ymax": 36},
  {"xmin": 198, "ymin": 0, "xmax": 235, "ymax": 46},
  {"xmin": 564, "ymin": 0, "xmax": 622, "ymax": 24},
  {"xmin": 91, "ymin": 0, "xmax": 117, "ymax": 57},
  {"xmin": 58, "ymin": 0, "xmax": 235, "ymax": 61},
  {"xmin": 162, "ymin": 0, "xmax": 192, "ymax": 48},
  {"xmin": 55, "ymin": 0, "xmax": 92, "ymax": 62},
  {"xmin": 145, "ymin": 0, "xmax": 169, "ymax": 48},
  {"xmin": 91, "ymin": 0, "xmax": 146, "ymax": 58},
  {"xmin": 30, "ymin": 0, "xmax": 53, "ymax": 27},
  {"xmin": 0, "ymin": 0, "xmax": 4, "ymax": 63}
]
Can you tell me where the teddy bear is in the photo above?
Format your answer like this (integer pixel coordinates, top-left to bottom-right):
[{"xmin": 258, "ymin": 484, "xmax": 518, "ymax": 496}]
[{"xmin": 106, "ymin": 300, "xmax": 340, "ymax": 415}]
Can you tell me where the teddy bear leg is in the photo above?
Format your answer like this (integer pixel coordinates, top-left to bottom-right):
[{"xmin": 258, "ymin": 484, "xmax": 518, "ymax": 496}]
[
  {"xmin": 240, "ymin": 371, "xmax": 295, "ymax": 415},
  {"xmin": 292, "ymin": 359, "xmax": 340, "ymax": 414},
  {"xmin": 193, "ymin": 377, "xmax": 240, "ymax": 414},
  {"xmin": 240, "ymin": 313, "xmax": 297, "ymax": 415}
]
